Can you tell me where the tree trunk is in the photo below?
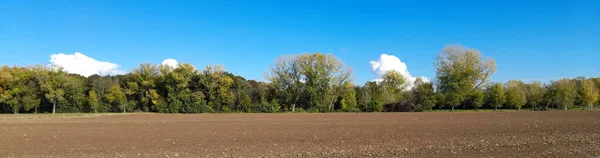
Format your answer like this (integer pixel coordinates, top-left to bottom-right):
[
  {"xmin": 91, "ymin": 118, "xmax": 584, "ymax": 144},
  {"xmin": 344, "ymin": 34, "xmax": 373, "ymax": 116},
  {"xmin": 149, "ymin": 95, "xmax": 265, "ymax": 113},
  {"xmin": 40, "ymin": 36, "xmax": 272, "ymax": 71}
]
[
  {"xmin": 123, "ymin": 108, "xmax": 126, "ymax": 113},
  {"xmin": 451, "ymin": 106, "xmax": 454, "ymax": 112},
  {"xmin": 291, "ymin": 104, "xmax": 296, "ymax": 112},
  {"xmin": 52, "ymin": 102, "xmax": 56, "ymax": 114},
  {"xmin": 495, "ymin": 106, "xmax": 498, "ymax": 111}
]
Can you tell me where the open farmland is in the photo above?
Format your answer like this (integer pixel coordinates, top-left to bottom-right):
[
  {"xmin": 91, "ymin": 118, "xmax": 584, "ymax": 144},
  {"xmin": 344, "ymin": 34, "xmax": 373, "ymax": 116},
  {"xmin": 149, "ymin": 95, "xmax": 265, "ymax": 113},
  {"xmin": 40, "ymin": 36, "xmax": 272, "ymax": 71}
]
[{"xmin": 1, "ymin": 111, "xmax": 599, "ymax": 157}]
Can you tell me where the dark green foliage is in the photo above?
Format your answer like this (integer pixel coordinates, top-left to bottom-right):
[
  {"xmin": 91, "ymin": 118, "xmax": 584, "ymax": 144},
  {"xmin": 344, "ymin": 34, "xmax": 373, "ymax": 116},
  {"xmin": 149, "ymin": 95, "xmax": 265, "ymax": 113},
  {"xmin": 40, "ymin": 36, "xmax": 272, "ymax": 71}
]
[{"xmin": 411, "ymin": 78, "xmax": 437, "ymax": 112}]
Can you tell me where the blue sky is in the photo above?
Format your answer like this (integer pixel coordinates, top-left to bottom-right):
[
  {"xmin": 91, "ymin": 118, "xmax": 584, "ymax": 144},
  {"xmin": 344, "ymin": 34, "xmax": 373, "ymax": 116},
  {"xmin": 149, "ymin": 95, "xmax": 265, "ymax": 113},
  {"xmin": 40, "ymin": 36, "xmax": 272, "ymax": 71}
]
[{"xmin": 1, "ymin": 0, "xmax": 598, "ymax": 84}]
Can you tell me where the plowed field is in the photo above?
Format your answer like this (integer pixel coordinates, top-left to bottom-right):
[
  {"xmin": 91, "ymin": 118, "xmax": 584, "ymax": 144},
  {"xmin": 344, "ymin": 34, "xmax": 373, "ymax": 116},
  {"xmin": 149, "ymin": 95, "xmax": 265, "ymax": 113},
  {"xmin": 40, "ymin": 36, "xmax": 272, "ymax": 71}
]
[{"xmin": 1, "ymin": 111, "xmax": 599, "ymax": 157}]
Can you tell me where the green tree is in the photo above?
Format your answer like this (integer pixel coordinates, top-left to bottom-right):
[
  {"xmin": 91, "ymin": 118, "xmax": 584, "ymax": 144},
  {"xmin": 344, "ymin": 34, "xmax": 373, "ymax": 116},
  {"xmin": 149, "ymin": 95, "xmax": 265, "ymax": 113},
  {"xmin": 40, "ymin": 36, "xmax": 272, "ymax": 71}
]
[
  {"xmin": 266, "ymin": 55, "xmax": 304, "ymax": 112},
  {"xmin": 469, "ymin": 88, "xmax": 485, "ymax": 110},
  {"xmin": 105, "ymin": 85, "xmax": 127, "ymax": 113},
  {"xmin": 160, "ymin": 63, "xmax": 198, "ymax": 113},
  {"xmin": 548, "ymin": 79, "xmax": 576, "ymax": 110},
  {"xmin": 1, "ymin": 67, "xmax": 41, "ymax": 113},
  {"xmin": 132, "ymin": 63, "xmax": 161, "ymax": 112},
  {"xmin": 189, "ymin": 91, "xmax": 208, "ymax": 113},
  {"xmin": 486, "ymin": 83, "xmax": 505, "ymax": 111},
  {"xmin": 435, "ymin": 45, "xmax": 496, "ymax": 111},
  {"xmin": 267, "ymin": 53, "xmax": 352, "ymax": 112},
  {"xmin": 526, "ymin": 81, "xmax": 546, "ymax": 110},
  {"xmin": 505, "ymin": 80, "xmax": 527, "ymax": 110},
  {"xmin": 297, "ymin": 53, "xmax": 352, "ymax": 110},
  {"xmin": 380, "ymin": 71, "xmax": 406, "ymax": 105},
  {"xmin": 40, "ymin": 69, "xmax": 68, "ymax": 114},
  {"xmin": 355, "ymin": 85, "xmax": 369, "ymax": 112},
  {"xmin": 88, "ymin": 90, "xmax": 101, "ymax": 113},
  {"xmin": 580, "ymin": 79, "xmax": 598, "ymax": 109},
  {"xmin": 88, "ymin": 75, "xmax": 119, "ymax": 111},
  {"xmin": 411, "ymin": 78, "xmax": 436, "ymax": 111},
  {"xmin": 60, "ymin": 74, "xmax": 88, "ymax": 112},
  {"xmin": 340, "ymin": 82, "xmax": 358, "ymax": 111}
]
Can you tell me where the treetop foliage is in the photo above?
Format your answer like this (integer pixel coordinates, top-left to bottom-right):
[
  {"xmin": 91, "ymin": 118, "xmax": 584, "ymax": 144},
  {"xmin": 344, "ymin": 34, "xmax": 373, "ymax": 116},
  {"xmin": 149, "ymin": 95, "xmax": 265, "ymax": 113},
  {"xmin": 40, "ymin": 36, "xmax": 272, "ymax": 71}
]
[{"xmin": 0, "ymin": 47, "xmax": 598, "ymax": 114}]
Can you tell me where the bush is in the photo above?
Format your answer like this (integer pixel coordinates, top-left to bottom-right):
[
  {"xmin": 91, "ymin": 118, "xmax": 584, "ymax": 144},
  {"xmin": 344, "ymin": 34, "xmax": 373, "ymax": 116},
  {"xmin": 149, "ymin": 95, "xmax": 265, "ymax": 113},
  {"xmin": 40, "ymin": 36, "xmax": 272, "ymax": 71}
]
[
  {"xmin": 221, "ymin": 106, "xmax": 232, "ymax": 113},
  {"xmin": 368, "ymin": 100, "xmax": 383, "ymax": 112},
  {"xmin": 347, "ymin": 108, "xmax": 361, "ymax": 113},
  {"xmin": 307, "ymin": 108, "xmax": 320, "ymax": 113},
  {"xmin": 294, "ymin": 107, "xmax": 306, "ymax": 113}
]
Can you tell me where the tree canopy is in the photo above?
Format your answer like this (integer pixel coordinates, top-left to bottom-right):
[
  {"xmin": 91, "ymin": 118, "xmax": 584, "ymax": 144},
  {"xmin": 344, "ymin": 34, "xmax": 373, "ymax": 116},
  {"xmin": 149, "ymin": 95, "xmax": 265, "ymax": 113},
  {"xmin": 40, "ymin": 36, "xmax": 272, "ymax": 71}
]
[{"xmin": 0, "ymin": 48, "xmax": 598, "ymax": 114}]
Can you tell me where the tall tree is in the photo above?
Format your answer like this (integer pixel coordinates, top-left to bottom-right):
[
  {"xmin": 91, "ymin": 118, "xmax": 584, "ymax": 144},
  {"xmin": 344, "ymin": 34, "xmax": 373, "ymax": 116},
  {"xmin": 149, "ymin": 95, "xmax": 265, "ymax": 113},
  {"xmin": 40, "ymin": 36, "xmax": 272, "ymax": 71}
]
[
  {"xmin": 505, "ymin": 80, "xmax": 527, "ymax": 110},
  {"xmin": 411, "ymin": 78, "xmax": 437, "ymax": 112},
  {"xmin": 580, "ymin": 79, "xmax": 599, "ymax": 109},
  {"xmin": 39, "ymin": 69, "xmax": 68, "ymax": 114},
  {"xmin": 267, "ymin": 53, "xmax": 352, "ymax": 112},
  {"xmin": 267, "ymin": 55, "xmax": 304, "ymax": 112},
  {"xmin": 61, "ymin": 74, "xmax": 88, "ymax": 112},
  {"xmin": 160, "ymin": 63, "xmax": 198, "ymax": 113},
  {"xmin": 526, "ymin": 81, "xmax": 546, "ymax": 110},
  {"xmin": 88, "ymin": 74, "xmax": 119, "ymax": 111},
  {"xmin": 105, "ymin": 84, "xmax": 127, "ymax": 113},
  {"xmin": 435, "ymin": 45, "xmax": 496, "ymax": 111},
  {"xmin": 88, "ymin": 90, "xmax": 101, "ymax": 113},
  {"xmin": 551, "ymin": 78, "xmax": 577, "ymax": 110},
  {"xmin": 339, "ymin": 82, "xmax": 358, "ymax": 111},
  {"xmin": 469, "ymin": 88, "xmax": 485, "ymax": 110},
  {"xmin": 1, "ymin": 67, "xmax": 41, "ymax": 113},
  {"xmin": 297, "ymin": 53, "xmax": 352, "ymax": 110},
  {"xmin": 131, "ymin": 63, "xmax": 161, "ymax": 112},
  {"xmin": 486, "ymin": 83, "xmax": 505, "ymax": 111},
  {"xmin": 380, "ymin": 71, "xmax": 406, "ymax": 105}
]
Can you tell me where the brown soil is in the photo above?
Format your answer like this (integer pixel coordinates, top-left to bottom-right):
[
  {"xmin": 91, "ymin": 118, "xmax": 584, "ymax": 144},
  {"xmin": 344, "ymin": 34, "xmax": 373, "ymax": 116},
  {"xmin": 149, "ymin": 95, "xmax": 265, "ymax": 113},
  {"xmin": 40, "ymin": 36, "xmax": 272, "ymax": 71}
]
[{"xmin": 0, "ymin": 111, "xmax": 599, "ymax": 157}]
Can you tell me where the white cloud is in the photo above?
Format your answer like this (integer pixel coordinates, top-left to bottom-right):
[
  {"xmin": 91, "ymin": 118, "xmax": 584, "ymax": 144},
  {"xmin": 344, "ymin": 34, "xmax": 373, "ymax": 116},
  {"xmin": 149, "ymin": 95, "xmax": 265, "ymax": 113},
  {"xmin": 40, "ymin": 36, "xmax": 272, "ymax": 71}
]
[
  {"xmin": 161, "ymin": 58, "xmax": 179, "ymax": 68},
  {"xmin": 370, "ymin": 54, "xmax": 429, "ymax": 89},
  {"xmin": 49, "ymin": 52, "xmax": 124, "ymax": 77}
]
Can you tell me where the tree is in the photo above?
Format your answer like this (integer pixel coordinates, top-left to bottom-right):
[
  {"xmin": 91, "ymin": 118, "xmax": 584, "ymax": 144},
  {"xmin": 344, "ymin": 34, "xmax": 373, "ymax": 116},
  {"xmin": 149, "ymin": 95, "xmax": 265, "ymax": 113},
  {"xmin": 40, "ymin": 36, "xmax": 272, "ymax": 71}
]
[
  {"xmin": 160, "ymin": 63, "xmax": 198, "ymax": 113},
  {"xmin": 380, "ymin": 71, "xmax": 406, "ymax": 105},
  {"xmin": 551, "ymin": 78, "xmax": 577, "ymax": 110},
  {"xmin": 411, "ymin": 78, "xmax": 436, "ymax": 112},
  {"xmin": 39, "ymin": 69, "xmax": 68, "ymax": 114},
  {"xmin": 88, "ymin": 75, "xmax": 119, "ymax": 111},
  {"xmin": 199, "ymin": 65, "xmax": 234, "ymax": 112},
  {"xmin": 486, "ymin": 83, "xmax": 505, "ymax": 111},
  {"xmin": 505, "ymin": 80, "xmax": 527, "ymax": 110},
  {"xmin": 526, "ymin": 81, "xmax": 546, "ymax": 110},
  {"xmin": 267, "ymin": 56, "xmax": 304, "ymax": 112},
  {"xmin": 1, "ymin": 67, "xmax": 41, "ymax": 113},
  {"xmin": 435, "ymin": 45, "xmax": 496, "ymax": 111},
  {"xmin": 105, "ymin": 85, "xmax": 127, "ymax": 113},
  {"xmin": 593, "ymin": 78, "xmax": 600, "ymax": 106},
  {"xmin": 362, "ymin": 81, "xmax": 384, "ymax": 112},
  {"xmin": 132, "ymin": 63, "xmax": 160, "ymax": 112},
  {"xmin": 340, "ymin": 82, "xmax": 358, "ymax": 111},
  {"xmin": 88, "ymin": 90, "xmax": 101, "ymax": 113},
  {"xmin": 469, "ymin": 88, "xmax": 485, "ymax": 110},
  {"xmin": 61, "ymin": 74, "xmax": 88, "ymax": 112},
  {"xmin": 580, "ymin": 79, "xmax": 598, "ymax": 109},
  {"xmin": 267, "ymin": 53, "xmax": 352, "ymax": 112},
  {"xmin": 297, "ymin": 53, "xmax": 352, "ymax": 110}
]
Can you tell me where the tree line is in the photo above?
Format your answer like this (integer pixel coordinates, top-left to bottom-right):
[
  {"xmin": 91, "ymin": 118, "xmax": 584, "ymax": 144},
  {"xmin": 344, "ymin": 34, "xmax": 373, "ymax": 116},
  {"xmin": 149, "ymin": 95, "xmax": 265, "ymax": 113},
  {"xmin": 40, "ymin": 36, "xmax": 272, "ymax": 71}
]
[{"xmin": 0, "ymin": 45, "xmax": 598, "ymax": 114}]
